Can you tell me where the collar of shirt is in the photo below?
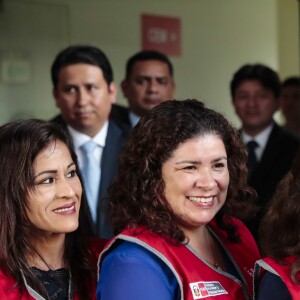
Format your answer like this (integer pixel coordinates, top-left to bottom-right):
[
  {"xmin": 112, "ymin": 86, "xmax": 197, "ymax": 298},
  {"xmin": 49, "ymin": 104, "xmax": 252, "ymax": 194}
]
[
  {"xmin": 242, "ymin": 123, "xmax": 274, "ymax": 161},
  {"xmin": 67, "ymin": 121, "xmax": 109, "ymax": 168},
  {"xmin": 129, "ymin": 111, "xmax": 140, "ymax": 127}
]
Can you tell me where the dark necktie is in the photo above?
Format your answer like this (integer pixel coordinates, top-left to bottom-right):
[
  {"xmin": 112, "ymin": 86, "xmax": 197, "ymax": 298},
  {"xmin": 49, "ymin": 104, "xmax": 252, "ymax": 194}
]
[{"xmin": 246, "ymin": 140, "xmax": 259, "ymax": 175}]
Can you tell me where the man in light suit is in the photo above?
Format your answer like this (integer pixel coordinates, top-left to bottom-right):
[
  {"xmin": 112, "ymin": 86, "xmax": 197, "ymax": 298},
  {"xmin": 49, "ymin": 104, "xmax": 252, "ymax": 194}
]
[
  {"xmin": 110, "ymin": 50, "xmax": 175, "ymax": 127},
  {"xmin": 50, "ymin": 45, "xmax": 131, "ymax": 238},
  {"xmin": 230, "ymin": 63, "xmax": 300, "ymax": 243}
]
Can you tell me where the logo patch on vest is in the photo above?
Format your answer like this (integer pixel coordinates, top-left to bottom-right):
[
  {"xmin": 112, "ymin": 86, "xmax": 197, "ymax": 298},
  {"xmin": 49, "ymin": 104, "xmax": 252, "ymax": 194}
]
[{"xmin": 189, "ymin": 281, "xmax": 228, "ymax": 299}]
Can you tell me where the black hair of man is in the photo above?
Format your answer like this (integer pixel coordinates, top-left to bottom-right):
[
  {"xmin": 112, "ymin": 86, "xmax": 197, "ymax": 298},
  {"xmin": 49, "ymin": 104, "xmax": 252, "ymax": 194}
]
[
  {"xmin": 230, "ymin": 63, "xmax": 281, "ymax": 98},
  {"xmin": 282, "ymin": 76, "xmax": 300, "ymax": 88},
  {"xmin": 51, "ymin": 45, "xmax": 113, "ymax": 90},
  {"xmin": 124, "ymin": 50, "xmax": 174, "ymax": 80}
]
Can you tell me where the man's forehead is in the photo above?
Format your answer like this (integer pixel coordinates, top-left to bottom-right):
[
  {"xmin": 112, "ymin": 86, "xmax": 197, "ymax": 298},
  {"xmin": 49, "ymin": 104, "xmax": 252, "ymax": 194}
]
[
  {"xmin": 132, "ymin": 60, "xmax": 170, "ymax": 73},
  {"xmin": 57, "ymin": 64, "xmax": 106, "ymax": 82},
  {"xmin": 135, "ymin": 74, "xmax": 169, "ymax": 79}
]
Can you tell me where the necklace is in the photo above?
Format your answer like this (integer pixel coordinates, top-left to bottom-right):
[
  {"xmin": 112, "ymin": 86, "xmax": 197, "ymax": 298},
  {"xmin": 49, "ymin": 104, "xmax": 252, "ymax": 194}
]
[
  {"xmin": 207, "ymin": 229, "xmax": 223, "ymax": 271},
  {"xmin": 33, "ymin": 249, "xmax": 54, "ymax": 270}
]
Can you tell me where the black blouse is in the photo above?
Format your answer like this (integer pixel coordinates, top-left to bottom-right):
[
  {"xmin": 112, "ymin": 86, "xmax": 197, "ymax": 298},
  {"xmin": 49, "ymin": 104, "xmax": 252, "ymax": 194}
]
[{"xmin": 31, "ymin": 267, "xmax": 70, "ymax": 299}]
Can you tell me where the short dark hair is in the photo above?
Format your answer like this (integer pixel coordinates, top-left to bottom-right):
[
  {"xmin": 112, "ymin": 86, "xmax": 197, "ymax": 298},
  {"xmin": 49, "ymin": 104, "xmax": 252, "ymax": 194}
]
[
  {"xmin": 282, "ymin": 76, "xmax": 300, "ymax": 88},
  {"xmin": 51, "ymin": 45, "xmax": 113, "ymax": 89},
  {"xmin": 230, "ymin": 63, "xmax": 281, "ymax": 98},
  {"xmin": 110, "ymin": 99, "xmax": 256, "ymax": 243},
  {"xmin": 0, "ymin": 119, "xmax": 96, "ymax": 299},
  {"xmin": 124, "ymin": 50, "xmax": 174, "ymax": 79}
]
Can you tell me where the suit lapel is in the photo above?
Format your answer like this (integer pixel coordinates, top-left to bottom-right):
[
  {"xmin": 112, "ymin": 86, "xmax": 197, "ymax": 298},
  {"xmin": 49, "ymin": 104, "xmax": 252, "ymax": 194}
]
[
  {"xmin": 99, "ymin": 121, "xmax": 124, "ymax": 199},
  {"xmin": 96, "ymin": 120, "xmax": 129, "ymax": 237},
  {"xmin": 250, "ymin": 124, "xmax": 280, "ymax": 183}
]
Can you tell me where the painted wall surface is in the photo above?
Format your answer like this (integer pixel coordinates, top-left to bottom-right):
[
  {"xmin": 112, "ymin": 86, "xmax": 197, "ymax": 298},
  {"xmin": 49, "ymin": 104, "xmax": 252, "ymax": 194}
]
[
  {"xmin": 0, "ymin": 0, "xmax": 298, "ymax": 127},
  {"xmin": 278, "ymin": 0, "xmax": 299, "ymax": 79}
]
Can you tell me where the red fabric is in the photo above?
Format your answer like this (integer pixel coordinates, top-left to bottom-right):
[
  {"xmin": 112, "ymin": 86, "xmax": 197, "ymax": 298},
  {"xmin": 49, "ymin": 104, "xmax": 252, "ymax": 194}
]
[
  {"xmin": 209, "ymin": 217, "xmax": 260, "ymax": 295},
  {"xmin": 258, "ymin": 256, "xmax": 300, "ymax": 300},
  {"xmin": 100, "ymin": 217, "xmax": 260, "ymax": 300},
  {"xmin": 0, "ymin": 237, "xmax": 107, "ymax": 299}
]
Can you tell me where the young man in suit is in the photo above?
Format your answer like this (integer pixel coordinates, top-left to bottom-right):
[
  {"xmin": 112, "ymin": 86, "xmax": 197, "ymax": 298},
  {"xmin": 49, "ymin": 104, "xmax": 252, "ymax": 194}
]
[
  {"xmin": 230, "ymin": 63, "xmax": 300, "ymax": 243},
  {"xmin": 110, "ymin": 50, "xmax": 175, "ymax": 127},
  {"xmin": 51, "ymin": 45, "xmax": 131, "ymax": 238}
]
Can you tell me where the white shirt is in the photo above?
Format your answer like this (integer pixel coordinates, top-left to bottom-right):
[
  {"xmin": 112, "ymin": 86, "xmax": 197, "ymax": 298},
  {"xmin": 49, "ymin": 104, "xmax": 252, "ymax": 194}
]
[
  {"xmin": 242, "ymin": 123, "xmax": 273, "ymax": 162},
  {"xmin": 129, "ymin": 111, "xmax": 140, "ymax": 127},
  {"xmin": 68, "ymin": 121, "xmax": 108, "ymax": 172}
]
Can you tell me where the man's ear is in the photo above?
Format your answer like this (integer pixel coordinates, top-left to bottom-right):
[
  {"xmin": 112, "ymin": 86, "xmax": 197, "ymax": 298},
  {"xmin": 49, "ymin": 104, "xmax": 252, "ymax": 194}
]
[
  {"xmin": 108, "ymin": 82, "xmax": 117, "ymax": 104},
  {"xmin": 274, "ymin": 98, "xmax": 280, "ymax": 112},
  {"xmin": 121, "ymin": 80, "xmax": 129, "ymax": 98}
]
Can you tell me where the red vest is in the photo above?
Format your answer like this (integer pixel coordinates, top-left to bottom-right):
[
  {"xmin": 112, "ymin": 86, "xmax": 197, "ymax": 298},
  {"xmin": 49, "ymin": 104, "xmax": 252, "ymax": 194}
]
[
  {"xmin": 99, "ymin": 217, "xmax": 260, "ymax": 300},
  {"xmin": 254, "ymin": 256, "xmax": 300, "ymax": 300},
  {"xmin": 0, "ymin": 238, "xmax": 107, "ymax": 299}
]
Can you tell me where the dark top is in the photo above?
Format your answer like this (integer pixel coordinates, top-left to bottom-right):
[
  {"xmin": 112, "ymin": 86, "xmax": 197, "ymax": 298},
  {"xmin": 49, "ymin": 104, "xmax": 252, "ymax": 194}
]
[
  {"xmin": 109, "ymin": 103, "xmax": 131, "ymax": 127},
  {"xmin": 246, "ymin": 123, "xmax": 300, "ymax": 241},
  {"xmin": 257, "ymin": 271, "xmax": 291, "ymax": 300},
  {"xmin": 31, "ymin": 267, "xmax": 70, "ymax": 300}
]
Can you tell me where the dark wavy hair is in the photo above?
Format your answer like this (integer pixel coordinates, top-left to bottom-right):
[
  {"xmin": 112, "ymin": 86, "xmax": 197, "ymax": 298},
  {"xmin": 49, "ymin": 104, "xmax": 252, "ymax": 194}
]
[
  {"xmin": 0, "ymin": 119, "xmax": 96, "ymax": 299},
  {"xmin": 110, "ymin": 99, "xmax": 256, "ymax": 243},
  {"xmin": 259, "ymin": 150, "xmax": 300, "ymax": 284}
]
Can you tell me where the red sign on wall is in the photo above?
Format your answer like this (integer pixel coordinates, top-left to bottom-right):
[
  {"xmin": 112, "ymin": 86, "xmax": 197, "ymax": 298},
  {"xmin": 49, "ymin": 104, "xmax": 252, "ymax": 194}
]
[{"xmin": 141, "ymin": 14, "xmax": 181, "ymax": 56}]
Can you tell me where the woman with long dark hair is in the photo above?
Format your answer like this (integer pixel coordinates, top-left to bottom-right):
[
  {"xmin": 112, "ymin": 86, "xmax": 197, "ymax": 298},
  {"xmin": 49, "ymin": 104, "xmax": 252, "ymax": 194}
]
[{"xmin": 0, "ymin": 119, "xmax": 106, "ymax": 299}]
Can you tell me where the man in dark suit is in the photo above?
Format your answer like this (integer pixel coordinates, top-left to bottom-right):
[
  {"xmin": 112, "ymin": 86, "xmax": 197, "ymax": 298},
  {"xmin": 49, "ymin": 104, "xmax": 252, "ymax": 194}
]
[
  {"xmin": 230, "ymin": 63, "xmax": 300, "ymax": 242},
  {"xmin": 110, "ymin": 50, "xmax": 175, "ymax": 127},
  {"xmin": 50, "ymin": 45, "xmax": 131, "ymax": 238}
]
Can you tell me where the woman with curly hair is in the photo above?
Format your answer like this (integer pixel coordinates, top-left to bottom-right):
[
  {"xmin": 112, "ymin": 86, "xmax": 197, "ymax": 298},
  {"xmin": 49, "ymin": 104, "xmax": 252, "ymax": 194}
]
[
  {"xmin": 254, "ymin": 151, "xmax": 300, "ymax": 300},
  {"xmin": 0, "ymin": 119, "xmax": 106, "ymax": 299},
  {"xmin": 97, "ymin": 99, "xmax": 260, "ymax": 300}
]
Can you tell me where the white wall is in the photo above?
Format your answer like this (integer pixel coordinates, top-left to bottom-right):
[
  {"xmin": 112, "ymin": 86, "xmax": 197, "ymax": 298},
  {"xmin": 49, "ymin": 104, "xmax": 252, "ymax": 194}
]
[
  {"xmin": 0, "ymin": 0, "xmax": 298, "ymax": 127},
  {"xmin": 0, "ymin": 0, "xmax": 69, "ymax": 122},
  {"xmin": 278, "ymin": 0, "xmax": 299, "ymax": 79}
]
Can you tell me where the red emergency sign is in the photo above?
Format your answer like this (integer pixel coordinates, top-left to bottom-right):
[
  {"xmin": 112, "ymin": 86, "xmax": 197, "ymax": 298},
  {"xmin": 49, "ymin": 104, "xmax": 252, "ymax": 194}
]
[{"xmin": 141, "ymin": 14, "xmax": 181, "ymax": 56}]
